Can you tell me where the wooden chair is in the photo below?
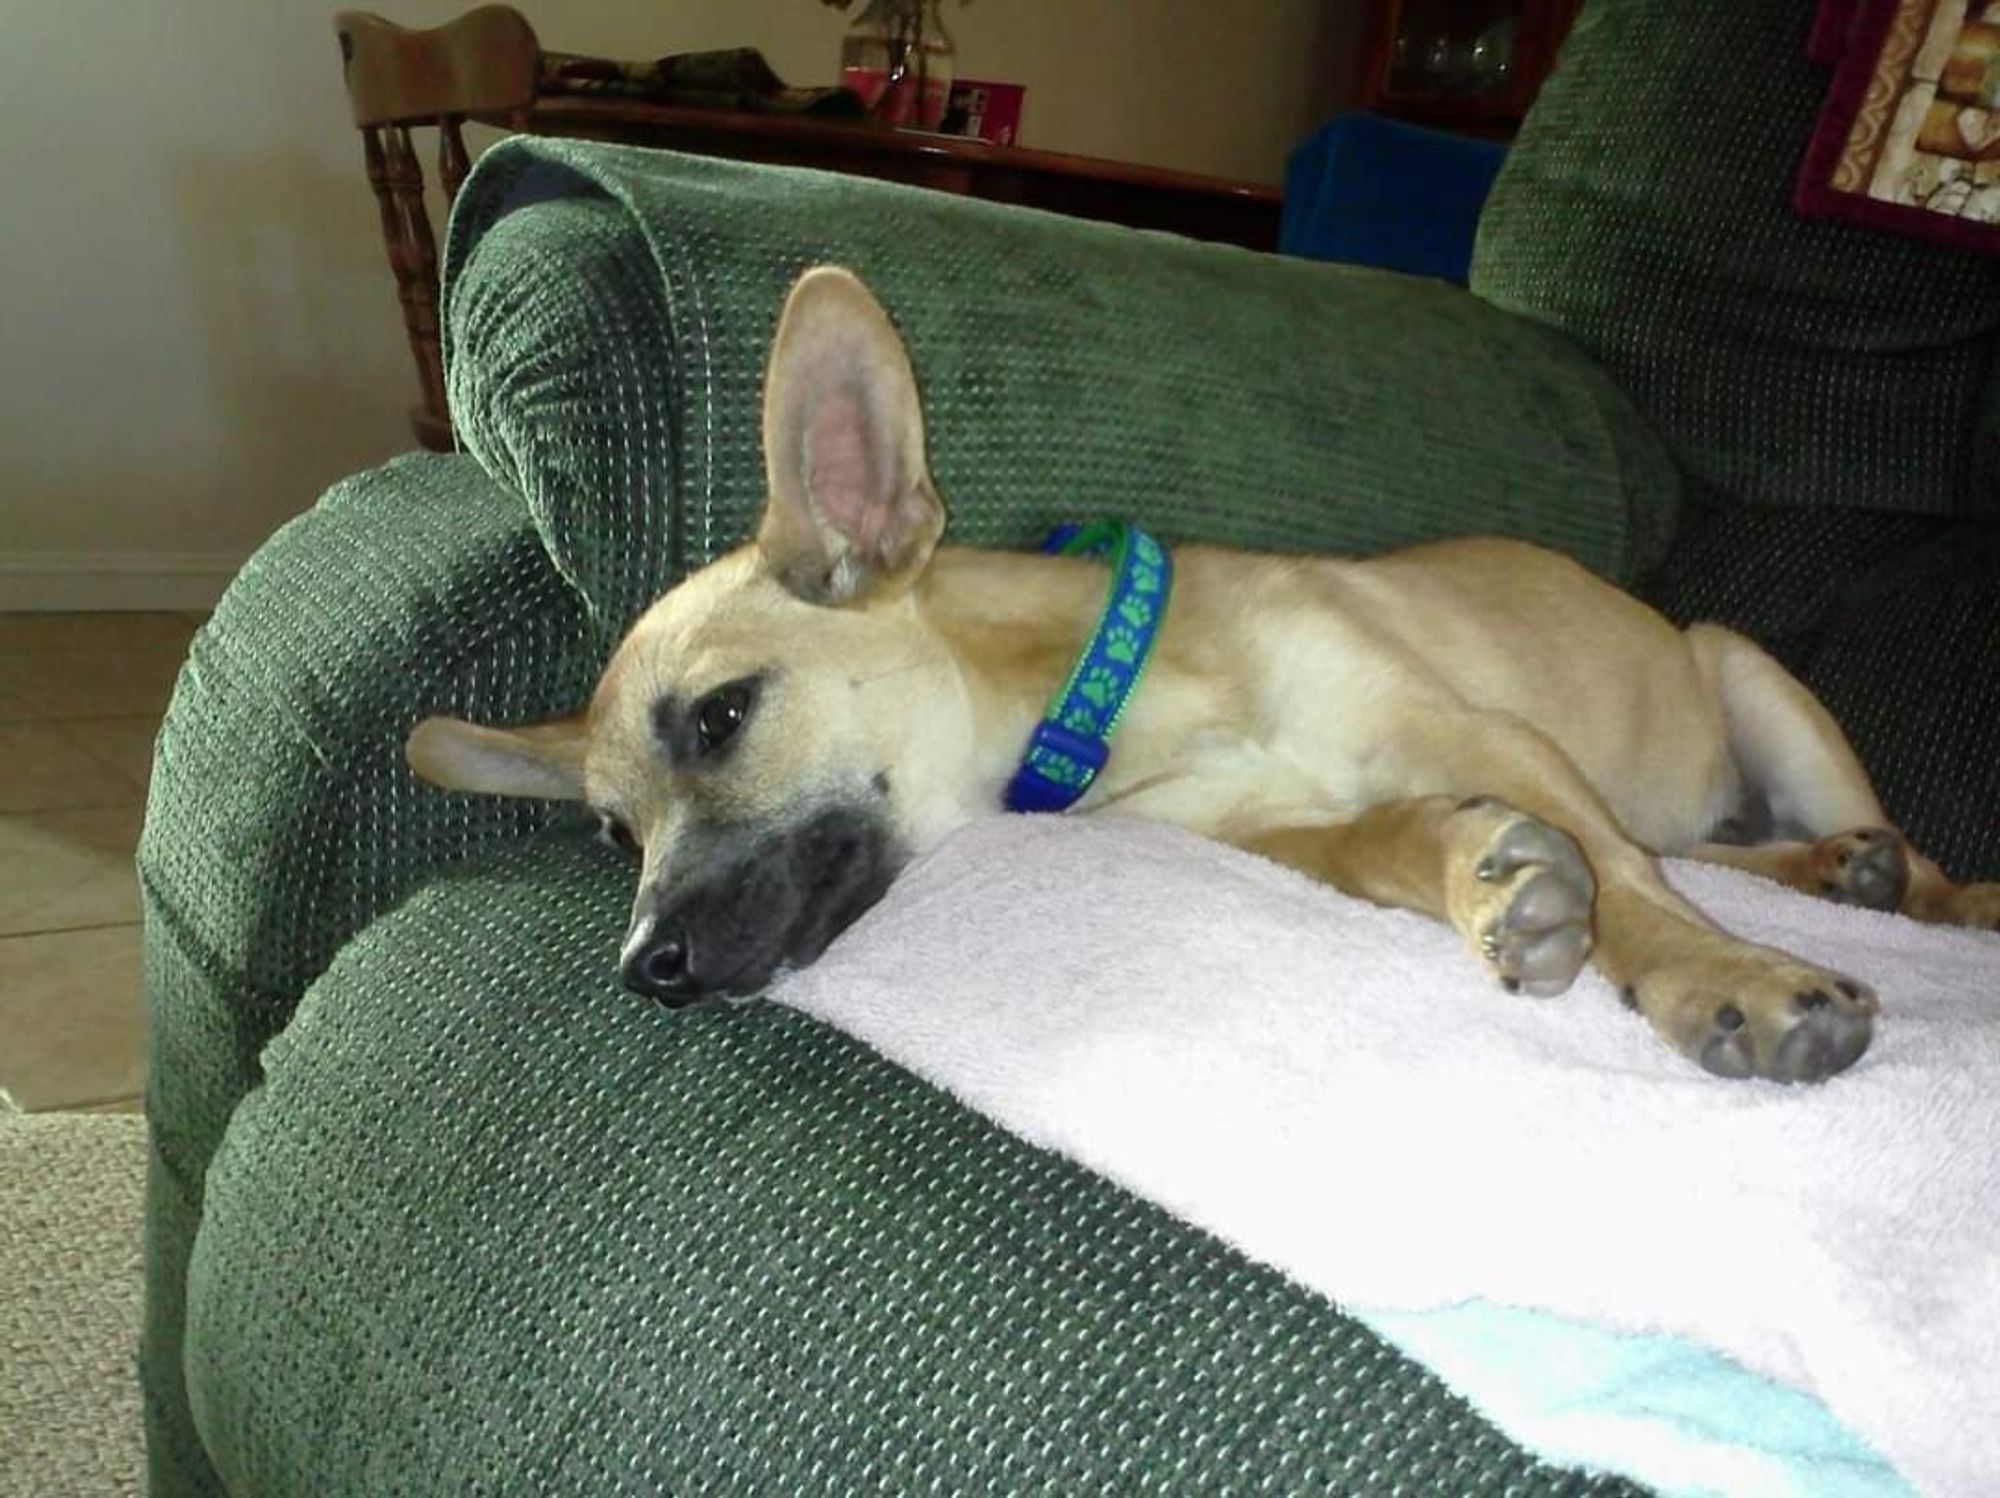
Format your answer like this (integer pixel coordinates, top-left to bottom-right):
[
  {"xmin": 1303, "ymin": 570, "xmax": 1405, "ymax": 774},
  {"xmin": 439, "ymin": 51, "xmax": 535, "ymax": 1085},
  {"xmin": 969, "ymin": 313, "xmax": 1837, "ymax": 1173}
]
[{"xmin": 335, "ymin": 7, "xmax": 540, "ymax": 450}]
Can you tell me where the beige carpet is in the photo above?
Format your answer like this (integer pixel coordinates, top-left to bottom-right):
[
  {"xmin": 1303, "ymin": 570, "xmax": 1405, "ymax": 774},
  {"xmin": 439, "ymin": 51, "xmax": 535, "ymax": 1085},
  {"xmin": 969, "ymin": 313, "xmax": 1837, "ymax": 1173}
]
[{"xmin": 0, "ymin": 1089, "xmax": 146, "ymax": 1496}]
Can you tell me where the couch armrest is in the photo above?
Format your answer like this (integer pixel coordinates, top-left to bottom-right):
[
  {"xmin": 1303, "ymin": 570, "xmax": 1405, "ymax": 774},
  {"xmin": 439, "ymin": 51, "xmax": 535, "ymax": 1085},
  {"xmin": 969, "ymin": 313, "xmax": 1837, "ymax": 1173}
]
[
  {"xmin": 138, "ymin": 452, "xmax": 595, "ymax": 1495},
  {"xmin": 443, "ymin": 140, "xmax": 1682, "ymax": 629}
]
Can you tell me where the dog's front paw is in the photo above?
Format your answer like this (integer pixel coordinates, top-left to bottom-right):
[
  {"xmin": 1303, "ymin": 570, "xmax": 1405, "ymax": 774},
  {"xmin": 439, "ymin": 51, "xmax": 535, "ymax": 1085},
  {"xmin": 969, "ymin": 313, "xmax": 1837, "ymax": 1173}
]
[
  {"xmin": 1639, "ymin": 944, "xmax": 1876, "ymax": 1084},
  {"xmin": 1448, "ymin": 801, "xmax": 1596, "ymax": 998}
]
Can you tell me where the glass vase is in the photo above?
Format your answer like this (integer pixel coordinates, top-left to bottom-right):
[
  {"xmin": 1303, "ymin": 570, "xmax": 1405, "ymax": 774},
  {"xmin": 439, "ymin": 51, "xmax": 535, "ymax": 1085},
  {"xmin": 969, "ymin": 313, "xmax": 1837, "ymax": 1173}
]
[{"xmin": 841, "ymin": 0, "xmax": 955, "ymax": 131}]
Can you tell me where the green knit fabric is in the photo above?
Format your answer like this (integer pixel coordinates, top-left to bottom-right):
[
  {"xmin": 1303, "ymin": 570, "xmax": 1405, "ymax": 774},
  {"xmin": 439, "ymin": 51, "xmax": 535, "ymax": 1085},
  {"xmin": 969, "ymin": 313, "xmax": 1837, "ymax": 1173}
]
[
  {"xmin": 442, "ymin": 140, "xmax": 1683, "ymax": 634},
  {"xmin": 184, "ymin": 824, "xmax": 1636, "ymax": 1497},
  {"xmin": 138, "ymin": 454, "xmax": 597, "ymax": 1496},
  {"xmin": 1472, "ymin": 0, "xmax": 2000, "ymax": 517}
]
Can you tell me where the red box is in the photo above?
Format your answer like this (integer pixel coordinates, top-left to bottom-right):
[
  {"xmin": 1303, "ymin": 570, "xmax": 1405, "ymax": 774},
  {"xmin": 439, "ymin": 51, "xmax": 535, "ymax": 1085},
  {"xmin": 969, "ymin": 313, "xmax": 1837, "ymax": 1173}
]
[{"xmin": 940, "ymin": 79, "xmax": 1025, "ymax": 146}]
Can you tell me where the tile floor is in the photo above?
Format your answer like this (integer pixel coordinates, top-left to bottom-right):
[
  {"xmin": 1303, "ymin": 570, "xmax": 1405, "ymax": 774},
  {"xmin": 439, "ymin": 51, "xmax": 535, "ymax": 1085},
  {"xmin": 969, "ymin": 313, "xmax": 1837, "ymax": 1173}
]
[{"xmin": 0, "ymin": 612, "xmax": 204, "ymax": 1114}]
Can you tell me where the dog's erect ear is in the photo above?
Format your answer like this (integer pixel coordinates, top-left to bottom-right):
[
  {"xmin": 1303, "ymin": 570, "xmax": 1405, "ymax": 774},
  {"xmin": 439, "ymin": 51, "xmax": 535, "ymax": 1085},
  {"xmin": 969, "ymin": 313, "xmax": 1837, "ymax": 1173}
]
[
  {"xmin": 405, "ymin": 715, "xmax": 588, "ymax": 801},
  {"xmin": 757, "ymin": 266, "xmax": 945, "ymax": 606}
]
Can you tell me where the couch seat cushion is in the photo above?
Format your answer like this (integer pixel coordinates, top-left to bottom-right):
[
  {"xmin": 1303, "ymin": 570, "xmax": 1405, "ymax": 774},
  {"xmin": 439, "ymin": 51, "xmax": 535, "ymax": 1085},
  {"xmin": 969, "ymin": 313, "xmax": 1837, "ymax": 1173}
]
[{"xmin": 183, "ymin": 824, "xmax": 1625, "ymax": 1494}]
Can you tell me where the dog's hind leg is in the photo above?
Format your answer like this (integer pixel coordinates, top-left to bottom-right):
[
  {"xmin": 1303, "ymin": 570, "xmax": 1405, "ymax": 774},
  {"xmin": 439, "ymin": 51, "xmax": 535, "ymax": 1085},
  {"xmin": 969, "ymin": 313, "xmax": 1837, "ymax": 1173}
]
[{"xmin": 1680, "ymin": 625, "xmax": 2000, "ymax": 929}]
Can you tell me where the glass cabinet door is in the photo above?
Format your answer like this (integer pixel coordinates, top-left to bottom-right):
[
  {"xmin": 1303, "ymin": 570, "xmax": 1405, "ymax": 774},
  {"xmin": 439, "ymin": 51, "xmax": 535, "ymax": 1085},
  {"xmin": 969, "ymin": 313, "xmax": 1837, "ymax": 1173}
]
[{"xmin": 1364, "ymin": 0, "xmax": 1579, "ymax": 133}]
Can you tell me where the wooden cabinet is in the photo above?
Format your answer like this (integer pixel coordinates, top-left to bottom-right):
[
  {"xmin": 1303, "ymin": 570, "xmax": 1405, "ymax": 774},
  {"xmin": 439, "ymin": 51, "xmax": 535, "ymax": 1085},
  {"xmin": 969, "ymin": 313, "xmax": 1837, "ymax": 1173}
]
[{"xmin": 1356, "ymin": 0, "xmax": 1583, "ymax": 136}]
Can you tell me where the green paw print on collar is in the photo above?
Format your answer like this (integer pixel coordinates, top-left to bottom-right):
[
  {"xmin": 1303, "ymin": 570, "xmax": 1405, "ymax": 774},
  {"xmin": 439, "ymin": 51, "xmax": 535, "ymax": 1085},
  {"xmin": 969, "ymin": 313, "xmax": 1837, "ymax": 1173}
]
[
  {"xmin": 1077, "ymin": 663, "xmax": 1125, "ymax": 709},
  {"xmin": 1102, "ymin": 623, "xmax": 1141, "ymax": 664},
  {"xmin": 1061, "ymin": 704, "xmax": 1101, "ymax": 735},
  {"xmin": 1030, "ymin": 748, "xmax": 1088, "ymax": 786},
  {"xmin": 1116, "ymin": 595, "xmax": 1155, "ymax": 632}
]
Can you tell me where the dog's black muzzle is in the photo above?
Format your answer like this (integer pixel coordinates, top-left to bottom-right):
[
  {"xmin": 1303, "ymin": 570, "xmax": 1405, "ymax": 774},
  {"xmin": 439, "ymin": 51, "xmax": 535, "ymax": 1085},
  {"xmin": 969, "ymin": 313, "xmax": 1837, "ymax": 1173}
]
[{"xmin": 621, "ymin": 804, "xmax": 901, "ymax": 1007}]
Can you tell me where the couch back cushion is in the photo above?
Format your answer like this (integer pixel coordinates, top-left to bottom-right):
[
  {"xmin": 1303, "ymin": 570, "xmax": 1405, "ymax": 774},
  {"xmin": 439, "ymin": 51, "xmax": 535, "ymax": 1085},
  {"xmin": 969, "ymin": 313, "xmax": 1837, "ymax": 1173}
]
[
  {"xmin": 1472, "ymin": 0, "xmax": 2000, "ymax": 518},
  {"xmin": 443, "ymin": 139, "xmax": 1682, "ymax": 632},
  {"xmin": 1639, "ymin": 500, "xmax": 2000, "ymax": 879}
]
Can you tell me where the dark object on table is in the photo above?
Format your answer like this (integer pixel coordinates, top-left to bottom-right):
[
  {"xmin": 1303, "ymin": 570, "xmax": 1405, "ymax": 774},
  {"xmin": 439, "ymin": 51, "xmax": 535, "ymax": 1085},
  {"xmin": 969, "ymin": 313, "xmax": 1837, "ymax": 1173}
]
[{"xmin": 538, "ymin": 47, "xmax": 866, "ymax": 118}]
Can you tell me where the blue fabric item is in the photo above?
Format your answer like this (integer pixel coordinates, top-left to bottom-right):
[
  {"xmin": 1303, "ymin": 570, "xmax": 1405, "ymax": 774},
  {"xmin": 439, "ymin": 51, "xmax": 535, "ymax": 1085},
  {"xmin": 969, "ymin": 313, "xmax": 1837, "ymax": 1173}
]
[
  {"xmin": 1004, "ymin": 523, "xmax": 1172, "ymax": 815},
  {"xmin": 1280, "ymin": 113, "xmax": 1507, "ymax": 285},
  {"xmin": 1359, "ymin": 1302, "xmax": 1910, "ymax": 1498}
]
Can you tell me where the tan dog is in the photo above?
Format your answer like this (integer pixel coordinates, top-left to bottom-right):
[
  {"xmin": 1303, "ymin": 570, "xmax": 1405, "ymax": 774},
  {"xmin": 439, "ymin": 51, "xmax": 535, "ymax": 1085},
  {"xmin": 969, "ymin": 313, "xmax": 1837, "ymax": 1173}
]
[{"xmin": 409, "ymin": 266, "xmax": 2000, "ymax": 1084}]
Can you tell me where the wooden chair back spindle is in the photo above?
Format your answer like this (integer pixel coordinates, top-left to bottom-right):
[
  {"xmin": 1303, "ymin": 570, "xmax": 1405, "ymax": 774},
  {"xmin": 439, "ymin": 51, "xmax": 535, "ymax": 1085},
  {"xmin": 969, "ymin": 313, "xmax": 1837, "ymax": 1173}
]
[{"xmin": 335, "ymin": 7, "xmax": 541, "ymax": 449}]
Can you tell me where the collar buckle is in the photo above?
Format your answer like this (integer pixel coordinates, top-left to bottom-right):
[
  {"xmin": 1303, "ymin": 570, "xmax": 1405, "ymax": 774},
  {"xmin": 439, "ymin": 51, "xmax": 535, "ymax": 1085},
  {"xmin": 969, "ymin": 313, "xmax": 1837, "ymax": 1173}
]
[{"xmin": 1004, "ymin": 720, "xmax": 1110, "ymax": 814}]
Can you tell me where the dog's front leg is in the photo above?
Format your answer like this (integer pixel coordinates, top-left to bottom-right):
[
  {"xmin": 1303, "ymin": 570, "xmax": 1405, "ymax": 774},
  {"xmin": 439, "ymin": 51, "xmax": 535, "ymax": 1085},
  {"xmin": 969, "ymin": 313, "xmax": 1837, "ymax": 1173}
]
[
  {"xmin": 1406, "ymin": 712, "xmax": 1875, "ymax": 1081},
  {"xmin": 1236, "ymin": 796, "xmax": 1598, "ymax": 999},
  {"xmin": 1239, "ymin": 709, "xmax": 1877, "ymax": 1081}
]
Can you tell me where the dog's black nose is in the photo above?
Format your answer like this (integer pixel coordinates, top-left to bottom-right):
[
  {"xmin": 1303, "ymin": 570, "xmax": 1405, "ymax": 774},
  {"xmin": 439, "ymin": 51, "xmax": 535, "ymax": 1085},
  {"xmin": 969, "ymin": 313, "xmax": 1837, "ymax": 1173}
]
[{"xmin": 622, "ymin": 922, "xmax": 697, "ymax": 1006}]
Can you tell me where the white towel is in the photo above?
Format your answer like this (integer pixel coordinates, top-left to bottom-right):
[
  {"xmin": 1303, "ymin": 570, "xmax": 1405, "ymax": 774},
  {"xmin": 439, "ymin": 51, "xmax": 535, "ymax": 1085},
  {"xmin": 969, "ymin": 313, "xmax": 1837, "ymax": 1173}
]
[{"xmin": 772, "ymin": 814, "xmax": 2000, "ymax": 1497}]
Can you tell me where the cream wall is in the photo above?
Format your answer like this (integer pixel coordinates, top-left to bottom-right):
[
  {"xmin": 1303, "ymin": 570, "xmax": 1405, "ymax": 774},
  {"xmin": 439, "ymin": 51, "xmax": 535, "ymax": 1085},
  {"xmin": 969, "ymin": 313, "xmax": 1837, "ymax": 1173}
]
[{"xmin": 0, "ymin": 1, "xmax": 1340, "ymax": 610}]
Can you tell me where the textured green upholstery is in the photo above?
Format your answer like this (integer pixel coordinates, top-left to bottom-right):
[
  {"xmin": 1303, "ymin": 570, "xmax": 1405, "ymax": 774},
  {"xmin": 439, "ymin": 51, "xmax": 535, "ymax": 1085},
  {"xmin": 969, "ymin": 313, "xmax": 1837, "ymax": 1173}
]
[
  {"xmin": 1472, "ymin": 0, "xmax": 2000, "ymax": 518},
  {"xmin": 139, "ymin": 455, "xmax": 596, "ymax": 1494},
  {"xmin": 443, "ymin": 141, "xmax": 1682, "ymax": 630}
]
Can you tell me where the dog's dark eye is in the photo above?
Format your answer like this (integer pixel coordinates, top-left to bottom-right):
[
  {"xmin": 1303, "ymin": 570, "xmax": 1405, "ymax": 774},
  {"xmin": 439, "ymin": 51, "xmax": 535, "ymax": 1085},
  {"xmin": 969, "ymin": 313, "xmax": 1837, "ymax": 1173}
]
[
  {"xmin": 694, "ymin": 684, "xmax": 752, "ymax": 753},
  {"xmin": 595, "ymin": 811, "xmax": 639, "ymax": 856}
]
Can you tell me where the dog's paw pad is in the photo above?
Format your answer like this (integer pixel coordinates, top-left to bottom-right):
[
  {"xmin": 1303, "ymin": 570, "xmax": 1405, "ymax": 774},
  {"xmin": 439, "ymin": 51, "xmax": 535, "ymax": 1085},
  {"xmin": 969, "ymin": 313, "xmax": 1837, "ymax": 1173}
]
[
  {"xmin": 1699, "ymin": 1002, "xmax": 1755, "ymax": 1079},
  {"xmin": 1657, "ymin": 962, "xmax": 1875, "ymax": 1084},
  {"xmin": 1810, "ymin": 827, "xmax": 1907, "ymax": 912},
  {"xmin": 1769, "ymin": 986, "xmax": 1873, "ymax": 1083},
  {"xmin": 1460, "ymin": 811, "xmax": 1596, "ymax": 998}
]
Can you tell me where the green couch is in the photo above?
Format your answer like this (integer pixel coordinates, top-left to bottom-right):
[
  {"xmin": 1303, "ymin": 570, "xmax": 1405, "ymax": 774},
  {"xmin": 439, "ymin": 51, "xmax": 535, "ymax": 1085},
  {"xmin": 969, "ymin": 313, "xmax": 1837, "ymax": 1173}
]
[{"xmin": 140, "ymin": 2, "xmax": 1999, "ymax": 1491}]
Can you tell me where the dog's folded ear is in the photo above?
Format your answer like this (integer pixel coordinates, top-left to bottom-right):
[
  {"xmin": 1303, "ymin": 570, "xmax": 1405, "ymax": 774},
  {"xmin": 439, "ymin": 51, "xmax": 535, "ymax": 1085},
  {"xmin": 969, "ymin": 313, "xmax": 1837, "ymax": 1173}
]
[
  {"xmin": 406, "ymin": 715, "xmax": 588, "ymax": 801},
  {"xmin": 757, "ymin": 266, "xmax": 946, "ymax": 607}
]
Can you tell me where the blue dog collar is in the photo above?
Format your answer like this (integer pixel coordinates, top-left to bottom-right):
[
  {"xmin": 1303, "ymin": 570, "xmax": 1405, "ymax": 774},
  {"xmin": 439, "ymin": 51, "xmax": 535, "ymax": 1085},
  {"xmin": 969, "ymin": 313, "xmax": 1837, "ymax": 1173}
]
[{"xmin": 1003, "ymin": 521, "xmax": 1172, "ymax": 814}]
